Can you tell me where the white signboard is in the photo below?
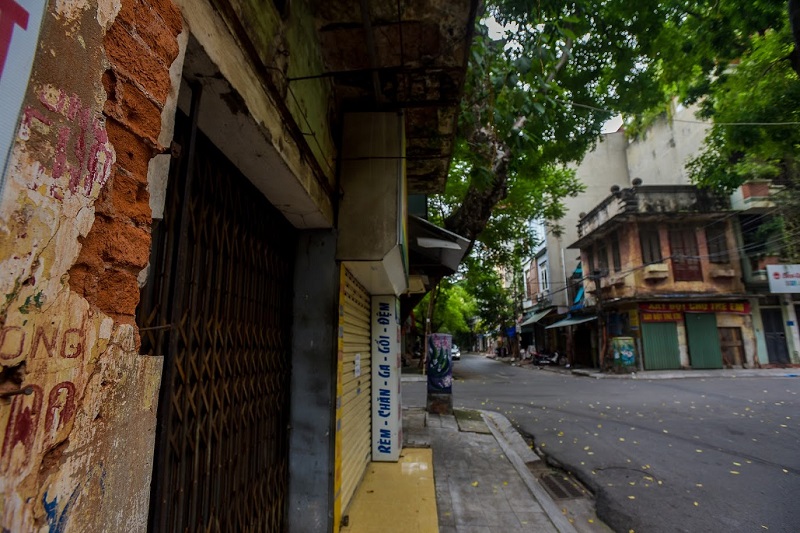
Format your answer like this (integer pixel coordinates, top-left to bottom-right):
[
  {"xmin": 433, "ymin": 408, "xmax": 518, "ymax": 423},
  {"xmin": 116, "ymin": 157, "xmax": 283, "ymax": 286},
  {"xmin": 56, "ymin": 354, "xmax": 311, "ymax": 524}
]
[
  {"xmin": 371, "ymin": 295, "xmax": 402, "ymax": 461},
  {"xmin": 0, "ymin": 0, "xmax": 47, "ymax": 191},
  {"xmin": 767, "ymin": 265, "xmax": 800, "ymax": 294}
]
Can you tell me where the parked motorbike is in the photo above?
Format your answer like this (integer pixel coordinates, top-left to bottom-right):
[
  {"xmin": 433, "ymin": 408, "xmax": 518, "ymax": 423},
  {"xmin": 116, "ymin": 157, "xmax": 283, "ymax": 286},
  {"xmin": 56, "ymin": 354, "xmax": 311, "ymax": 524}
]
[{"xmin": 533, "ymin": 350, "xmax": 568, "ymax": 367}]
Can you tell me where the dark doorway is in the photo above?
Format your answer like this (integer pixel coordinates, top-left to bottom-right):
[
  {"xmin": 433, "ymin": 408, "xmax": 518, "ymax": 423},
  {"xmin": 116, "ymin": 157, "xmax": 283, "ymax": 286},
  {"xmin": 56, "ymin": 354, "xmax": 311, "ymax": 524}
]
[
  {"xmin": 718, "ymin": 327, "xmax": 745, "ymax": 367},
  {"xmin": 761, "ymin": 308, "xmax": 790, "ymax": 364},
  {"xmin": 138, "ymin": 96, "xmax": 296, "ymax": 531}
]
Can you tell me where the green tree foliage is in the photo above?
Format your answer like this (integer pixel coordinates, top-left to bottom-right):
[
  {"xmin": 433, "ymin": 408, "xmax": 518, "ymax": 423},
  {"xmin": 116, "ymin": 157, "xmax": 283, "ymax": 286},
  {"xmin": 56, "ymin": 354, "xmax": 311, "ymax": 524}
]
[
  {"xmin": 436, "ymin": 0, "xmax": 677, "ymax": 330},
  {"xmin": 634, "ymin": 2, "xmax": 800, "ymax": 260},
  {"xmin": 413, "ymin": 279, "xmax": 478, "ymax": 346},
  {"xmin": 432, "ymin": 0, "xmax": 799, "ymax": 328}
]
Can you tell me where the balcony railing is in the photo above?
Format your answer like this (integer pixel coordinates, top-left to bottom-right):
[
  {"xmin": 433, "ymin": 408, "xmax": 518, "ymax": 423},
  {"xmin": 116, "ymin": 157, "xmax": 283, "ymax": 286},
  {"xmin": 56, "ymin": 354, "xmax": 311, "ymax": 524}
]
[{"xmin": 577, "ymin": 185, "xmax": 730, "ymax": 239}]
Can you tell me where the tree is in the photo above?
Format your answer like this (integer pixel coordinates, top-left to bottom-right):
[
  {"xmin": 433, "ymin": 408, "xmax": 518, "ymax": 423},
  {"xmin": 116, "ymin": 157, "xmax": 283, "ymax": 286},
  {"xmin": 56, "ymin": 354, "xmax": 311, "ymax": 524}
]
[
  {"xmin": 425, "ymin": 1, "xmax": 673, "ymax": 330},
  {"xmin": 633, "ymin": 2, "xmax": 800, "ymax": 261}
]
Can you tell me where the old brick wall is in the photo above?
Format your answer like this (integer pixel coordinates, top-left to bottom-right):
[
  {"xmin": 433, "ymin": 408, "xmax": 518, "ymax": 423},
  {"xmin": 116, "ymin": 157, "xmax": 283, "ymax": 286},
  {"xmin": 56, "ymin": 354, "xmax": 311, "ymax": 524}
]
[{"xmin": 0, "ymin": 0, "xmax": 182, "ymax": 529}]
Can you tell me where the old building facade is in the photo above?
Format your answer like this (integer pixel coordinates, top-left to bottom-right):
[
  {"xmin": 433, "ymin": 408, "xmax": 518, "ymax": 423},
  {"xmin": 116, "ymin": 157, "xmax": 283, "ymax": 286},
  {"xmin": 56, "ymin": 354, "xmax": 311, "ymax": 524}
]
[
  {"xmin": 0, "ymin": 0, "xmax": 476, "ymax": 530},
  {"xmin": 572, "ymin": 185, "xmax": 755, "ymax": 370}
]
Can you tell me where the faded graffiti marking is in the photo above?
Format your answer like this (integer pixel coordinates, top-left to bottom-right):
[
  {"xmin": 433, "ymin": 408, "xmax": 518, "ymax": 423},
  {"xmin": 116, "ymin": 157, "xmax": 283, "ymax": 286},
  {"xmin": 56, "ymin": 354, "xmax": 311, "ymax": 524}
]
[
  {"xmin": 0, "ymin": 384, "xmax": 42, "ymax": 474},
  {"xmin": 45, "ymin": 381, "xmax": 75, "ymax": 439},
  {"xmin": 0, "ymin": 320, "xmax": 86, "ymax": 362},
  {"xmin": 17, "ymin": 86, "xmax": 114, "ymax": 200},
  {"xmin": 43, "ymin": 484, "xmax": 79, "ymax": 533}
]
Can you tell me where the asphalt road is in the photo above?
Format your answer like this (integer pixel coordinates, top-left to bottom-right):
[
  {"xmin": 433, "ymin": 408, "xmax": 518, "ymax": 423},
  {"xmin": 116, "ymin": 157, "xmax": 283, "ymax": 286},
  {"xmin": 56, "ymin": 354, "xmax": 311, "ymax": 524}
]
[{"xmin": 441, "ymin": 353, "xmax": 800, "ymax": 533}]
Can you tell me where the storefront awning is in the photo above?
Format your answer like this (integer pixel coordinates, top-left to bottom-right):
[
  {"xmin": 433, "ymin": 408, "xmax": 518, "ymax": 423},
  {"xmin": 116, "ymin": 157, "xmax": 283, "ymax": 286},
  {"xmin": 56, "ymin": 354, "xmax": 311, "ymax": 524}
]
[
  {"xmin": 545, "ymin": 315, "xmax": 597, "ymax": 329},
  {"xmin": 520, "ymin": 308, "xmax": 554, "ymax": 328},
  {"xmin": 408, "ymin": 215, "xmax": 470, "ymax": 274}
]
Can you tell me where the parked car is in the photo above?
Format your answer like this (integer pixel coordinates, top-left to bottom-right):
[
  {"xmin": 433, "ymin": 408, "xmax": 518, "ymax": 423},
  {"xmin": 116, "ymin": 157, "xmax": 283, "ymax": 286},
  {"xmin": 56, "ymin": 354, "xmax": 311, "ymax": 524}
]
[{"xmin": 451, "ymin": 345, "xmax": 461, "ymax": 360}]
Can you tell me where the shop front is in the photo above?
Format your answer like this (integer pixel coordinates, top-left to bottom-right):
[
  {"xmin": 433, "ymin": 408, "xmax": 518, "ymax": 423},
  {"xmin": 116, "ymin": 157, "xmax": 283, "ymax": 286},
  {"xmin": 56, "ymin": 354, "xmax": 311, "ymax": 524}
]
[{"xmin": 637, "ymin": 302, "xmax": 753, "ymax": 370}]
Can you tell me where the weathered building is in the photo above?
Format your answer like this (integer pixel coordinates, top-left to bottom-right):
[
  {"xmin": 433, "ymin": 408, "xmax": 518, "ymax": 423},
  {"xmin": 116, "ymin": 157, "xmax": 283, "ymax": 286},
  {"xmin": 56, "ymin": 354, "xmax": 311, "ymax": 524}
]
[
  {"xmin": 0, "ymin": 0, "xmax": 477, "ymax": 530},
  {"xmin": 572, "ymin": 185, "xmax": 756, "ymax": 370}
]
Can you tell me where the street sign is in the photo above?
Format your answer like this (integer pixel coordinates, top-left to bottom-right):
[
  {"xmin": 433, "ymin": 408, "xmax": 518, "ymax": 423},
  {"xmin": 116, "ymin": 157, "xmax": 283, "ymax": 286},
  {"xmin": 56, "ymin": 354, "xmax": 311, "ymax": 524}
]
[
  {"xmin": 767, "ymin": 264, "xmax": 800, "ymax": 294},
  {"xmin": 0, "ymin": 0, "xmax": 47, "ymax": 194}
]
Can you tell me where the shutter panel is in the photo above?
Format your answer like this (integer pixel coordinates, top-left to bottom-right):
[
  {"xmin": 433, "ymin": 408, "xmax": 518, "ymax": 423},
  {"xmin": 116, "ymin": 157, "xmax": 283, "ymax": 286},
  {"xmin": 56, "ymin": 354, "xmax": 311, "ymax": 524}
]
[{"xmin": 338, "ymin": 267, "xmax": 372, "ymax": 513}]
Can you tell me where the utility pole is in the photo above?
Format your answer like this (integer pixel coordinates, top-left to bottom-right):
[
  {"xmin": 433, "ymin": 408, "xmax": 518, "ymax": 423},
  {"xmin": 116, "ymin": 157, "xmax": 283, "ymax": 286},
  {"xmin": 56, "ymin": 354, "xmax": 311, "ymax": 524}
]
[{"xmin": 591, "ymin": 269, "xmax": 606, "ymax": 370}]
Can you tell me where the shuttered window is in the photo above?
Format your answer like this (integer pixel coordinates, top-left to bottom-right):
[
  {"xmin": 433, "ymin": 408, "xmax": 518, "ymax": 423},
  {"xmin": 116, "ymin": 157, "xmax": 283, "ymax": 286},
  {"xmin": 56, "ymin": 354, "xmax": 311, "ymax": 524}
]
[
  {"xmin": 639, "ymin": 226, "xmax": 662, "ymax": 264},
  {"xmin": 611, "ymin": 233, "xmax": 622, "ymax": 272},
  {"xmin": 669, "ymin": 228, "xmax": 703, "ymax": 281},
  {"xmin": 706, "ymin": 222, "xmax": 730, "ymax": 264}
]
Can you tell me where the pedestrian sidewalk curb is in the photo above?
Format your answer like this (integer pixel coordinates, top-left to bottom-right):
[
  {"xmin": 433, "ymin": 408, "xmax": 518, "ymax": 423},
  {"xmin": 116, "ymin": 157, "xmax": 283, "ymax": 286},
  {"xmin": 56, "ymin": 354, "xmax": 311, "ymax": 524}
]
[
  {"xmin": 570, "ymin": 368, "xmax": 800, "ymax": 379},
  {"xmin": 480, "ymin": 410, "xmax": 578, "ymax": 533}
]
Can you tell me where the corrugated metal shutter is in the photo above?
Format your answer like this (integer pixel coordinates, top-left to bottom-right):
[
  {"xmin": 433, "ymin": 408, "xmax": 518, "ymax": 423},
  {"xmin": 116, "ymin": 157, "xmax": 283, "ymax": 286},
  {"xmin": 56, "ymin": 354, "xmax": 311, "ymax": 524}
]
[
  {"xmin": 686, "ymin": 313, "xmax": 723, "ymax": 369},
  {"xmin": 339, "ymin": 267, "xmax": 372, "ymax": 513},
  {"xmin": 642, "ymin": 322, "xmax": 681, "ymax": 370}
]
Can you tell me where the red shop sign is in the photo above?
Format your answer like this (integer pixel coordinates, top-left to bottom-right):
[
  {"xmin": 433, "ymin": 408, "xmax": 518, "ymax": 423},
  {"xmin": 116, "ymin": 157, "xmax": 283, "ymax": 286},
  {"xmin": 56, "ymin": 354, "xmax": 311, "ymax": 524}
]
[{"xmin": 639, "ymin": 302, "xmax": 750, "ymax": 315}]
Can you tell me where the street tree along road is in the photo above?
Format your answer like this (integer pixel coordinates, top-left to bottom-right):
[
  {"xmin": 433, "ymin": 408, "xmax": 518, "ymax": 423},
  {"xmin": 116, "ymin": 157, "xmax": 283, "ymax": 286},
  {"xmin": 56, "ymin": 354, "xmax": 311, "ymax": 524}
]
[{"xmin": 449, "ymin": 354, "xmax": 800, "ymax": 533}]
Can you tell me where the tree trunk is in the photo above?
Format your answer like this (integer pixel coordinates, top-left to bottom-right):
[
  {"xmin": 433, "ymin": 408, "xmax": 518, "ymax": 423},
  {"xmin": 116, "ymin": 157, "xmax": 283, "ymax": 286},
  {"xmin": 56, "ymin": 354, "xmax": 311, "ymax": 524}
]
[
  {"xmin": 789, "ymin": 0, "xmax": 800, "ymax": 75},
  {"xmin": 444, "ymin": 127, "xmax": 512, "ymax": 240}
]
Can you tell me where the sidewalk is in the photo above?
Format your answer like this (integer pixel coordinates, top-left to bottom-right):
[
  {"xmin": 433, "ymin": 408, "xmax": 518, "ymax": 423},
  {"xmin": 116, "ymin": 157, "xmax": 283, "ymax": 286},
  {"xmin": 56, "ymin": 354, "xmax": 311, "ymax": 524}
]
[{"xmin": 342, "ymin": 400, "xmax": 594, "ymax": 532}]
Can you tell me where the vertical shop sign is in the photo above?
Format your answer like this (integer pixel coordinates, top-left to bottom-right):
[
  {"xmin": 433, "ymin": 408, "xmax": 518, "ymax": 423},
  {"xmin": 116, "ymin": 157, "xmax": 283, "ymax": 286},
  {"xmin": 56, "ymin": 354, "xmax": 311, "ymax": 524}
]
[{"xmin": 371, "ymin": 295, "xmax": 401, "ymax": 461}]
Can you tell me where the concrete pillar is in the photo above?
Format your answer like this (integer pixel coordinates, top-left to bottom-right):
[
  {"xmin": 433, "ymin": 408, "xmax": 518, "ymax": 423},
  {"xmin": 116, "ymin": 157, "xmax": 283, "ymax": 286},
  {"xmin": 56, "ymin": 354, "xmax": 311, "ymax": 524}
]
[
  {"xmin": 288, "ymin": 230, "xmax": 339, "ymax": 533},
  {"xmin": 783, "ymin": 294, "xmax": 800, "ymax": 363}
]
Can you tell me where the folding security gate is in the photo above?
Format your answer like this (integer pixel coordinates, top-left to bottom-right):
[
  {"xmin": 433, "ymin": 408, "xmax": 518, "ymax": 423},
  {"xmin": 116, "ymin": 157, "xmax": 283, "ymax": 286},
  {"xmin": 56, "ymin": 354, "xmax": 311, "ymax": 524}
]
[
  {"xmin": 686, "ymin": 313, "xmax": 723, "ymax": 369},
  {"xmin": 138, "ymin": 95, "xmax": 296, "ymax": 531},
  {"xmin": 642, "ymin": 322, "xmax": 681, "ymax": 370},
  {"xmin": 338, "ymin": 268, "xmax": 372, "ymax": 513}
]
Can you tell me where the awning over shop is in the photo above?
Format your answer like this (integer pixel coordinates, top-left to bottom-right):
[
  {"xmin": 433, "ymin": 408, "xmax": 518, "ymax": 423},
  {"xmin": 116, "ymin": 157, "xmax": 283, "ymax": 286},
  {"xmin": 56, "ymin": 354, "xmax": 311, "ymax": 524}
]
[
  {"xmin": 408, "ymin": 215, "xmax": 470, "ymax": 276},
  {"xmin": 545, "ymin": 315, "xmax": 597, "ymax": 329},
  {"xmin": 520, "ymin": 308, "xmax": 554, "ymax": 328}
]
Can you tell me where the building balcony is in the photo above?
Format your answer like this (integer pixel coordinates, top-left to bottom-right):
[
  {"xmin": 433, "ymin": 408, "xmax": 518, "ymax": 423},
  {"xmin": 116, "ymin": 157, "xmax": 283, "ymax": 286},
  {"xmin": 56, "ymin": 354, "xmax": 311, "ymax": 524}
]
[
  {"xmin": 730, "ymin": 180, "xmax": 782, "ymax": 212},
  {"xmin": 643, "ymin": 263, "xmax": 670, "ymax": 281},
  {"xmin": 574, "ymin": 185, "xmax": 730, "ymax": 243}
]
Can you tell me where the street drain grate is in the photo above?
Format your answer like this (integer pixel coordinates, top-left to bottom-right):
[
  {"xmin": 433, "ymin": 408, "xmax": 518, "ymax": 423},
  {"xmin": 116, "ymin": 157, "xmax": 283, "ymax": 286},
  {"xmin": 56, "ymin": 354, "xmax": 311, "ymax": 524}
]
[{"xmin": 540, "ymin": 473, "xmax": 584, "ymax": 500}]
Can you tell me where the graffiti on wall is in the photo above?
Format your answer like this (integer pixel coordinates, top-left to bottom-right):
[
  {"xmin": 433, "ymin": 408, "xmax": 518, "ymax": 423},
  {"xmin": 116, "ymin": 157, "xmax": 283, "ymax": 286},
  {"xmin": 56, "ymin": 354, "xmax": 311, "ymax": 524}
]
[{"xmin": 18, "ymin": 85, "xmax": 114, "ymax": 201}]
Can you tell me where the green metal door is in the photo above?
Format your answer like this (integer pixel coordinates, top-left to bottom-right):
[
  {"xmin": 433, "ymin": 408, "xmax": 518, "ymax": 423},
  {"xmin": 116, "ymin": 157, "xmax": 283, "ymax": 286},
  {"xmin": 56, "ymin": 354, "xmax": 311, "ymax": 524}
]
[
  {"xmin": 685, "ymin": 313, "xmax": 723, "ymax": 369},
  {"xmin": 642, "ymin": 322, "xmax": 681, "ymax": 370}
]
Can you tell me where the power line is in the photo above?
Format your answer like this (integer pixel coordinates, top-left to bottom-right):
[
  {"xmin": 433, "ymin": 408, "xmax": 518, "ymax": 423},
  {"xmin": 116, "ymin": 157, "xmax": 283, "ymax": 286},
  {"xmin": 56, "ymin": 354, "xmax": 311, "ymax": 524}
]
[{"xmin": 563, "ymin": 100, "xmax": 800, "ymax": 127}]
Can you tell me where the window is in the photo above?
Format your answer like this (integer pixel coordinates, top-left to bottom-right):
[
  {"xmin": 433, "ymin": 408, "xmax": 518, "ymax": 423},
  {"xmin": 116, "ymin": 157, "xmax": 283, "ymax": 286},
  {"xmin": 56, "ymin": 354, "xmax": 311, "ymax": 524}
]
[
  {"xmin": 639, "ymin": 226, "xmax": 662, "ymax": 264},
  {"xmin": 611, "ymin": 233, "xmax": 622, "ymax": 272},
  {"xmin": 669, "ymin": 228, "xmax": 703, "ymax": 281},
  {"xmin": 524, "ymin": 267, "xmax": 535, "ymax": 299},
  {"xmin": 538, "ymin": 260, "xmax": 549, "ymax": 293},
  {"xmin": 597, "ymin": 242, "xmax": 609, "ymax": 272},
  {"xmin": 706, "ymin": 222, "xmax": 729, "ymax": 264}
]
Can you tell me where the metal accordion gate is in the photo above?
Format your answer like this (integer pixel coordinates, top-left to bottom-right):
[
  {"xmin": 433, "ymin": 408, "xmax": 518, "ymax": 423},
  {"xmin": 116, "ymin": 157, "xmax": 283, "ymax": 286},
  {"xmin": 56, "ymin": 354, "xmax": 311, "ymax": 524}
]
[{"xmin": 138, "ymin": 90, "xmax": 296, "ymax": 532}]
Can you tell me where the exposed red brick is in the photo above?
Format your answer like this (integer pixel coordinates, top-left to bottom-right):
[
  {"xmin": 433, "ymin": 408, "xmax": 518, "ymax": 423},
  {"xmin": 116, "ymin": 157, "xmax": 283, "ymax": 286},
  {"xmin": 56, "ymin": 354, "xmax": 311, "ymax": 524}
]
[
  {"xmin": 115, "ymin": 0, "xmax": 181, "ymax": 66},
  {"xmin": 95, "ymin": 268, "xmax": 142, "ymax": 316},
  {"xmin": 105, "ymin": 119, "xmax": 156, "ymax": 178},
  {"xmin": 104, "ymin": 22, "xmax": 172, "ymax": 104},
  {"xmin": 146, "ymin": 0, "xmax": 183, "ymax": 36},
  {"xmin": 68, "ymin": 264, "xmax": 100, "ymax": 300},
  {"xmin": 104, "ymin": 71, "xmax": 163, "ymax": 146},
  {"xmin": 109, "ymin": 171, "xmax": 152, "ymax": 225}
]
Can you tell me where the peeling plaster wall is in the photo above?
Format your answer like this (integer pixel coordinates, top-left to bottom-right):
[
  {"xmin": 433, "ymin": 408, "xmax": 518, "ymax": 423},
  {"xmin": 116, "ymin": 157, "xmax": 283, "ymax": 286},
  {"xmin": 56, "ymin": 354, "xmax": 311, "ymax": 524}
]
[
  {"xmin": 0, "ymin": 0, "xmax": 180, "ymax": 528},
  {"xmin": 174, "ymin": 0, "xmax": 335, "ymax": 228}
]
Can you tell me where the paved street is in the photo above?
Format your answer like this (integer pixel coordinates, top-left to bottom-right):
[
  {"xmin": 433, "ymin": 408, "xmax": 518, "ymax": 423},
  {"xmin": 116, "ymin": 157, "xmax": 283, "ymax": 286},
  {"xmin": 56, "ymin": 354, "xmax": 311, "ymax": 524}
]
[{"xmin": 436, "ymin": 353, "xmax": 800, "ymax": 533}]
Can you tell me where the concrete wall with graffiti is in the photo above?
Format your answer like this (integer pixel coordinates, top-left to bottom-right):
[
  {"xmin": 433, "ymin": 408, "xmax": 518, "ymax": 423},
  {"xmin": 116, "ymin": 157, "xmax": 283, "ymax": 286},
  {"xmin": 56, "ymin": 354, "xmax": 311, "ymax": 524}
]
[{"xmin": 0, "ymin": 0, "xmax": 180, "ymax": 528}]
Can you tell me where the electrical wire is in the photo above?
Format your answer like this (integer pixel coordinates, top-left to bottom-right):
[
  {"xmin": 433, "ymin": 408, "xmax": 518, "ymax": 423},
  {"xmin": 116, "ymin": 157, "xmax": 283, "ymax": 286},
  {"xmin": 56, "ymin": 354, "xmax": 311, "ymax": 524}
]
[{"xmin": 563, "ymin": 99, "xmax": 800, "ymax": 127}]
